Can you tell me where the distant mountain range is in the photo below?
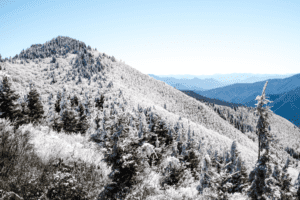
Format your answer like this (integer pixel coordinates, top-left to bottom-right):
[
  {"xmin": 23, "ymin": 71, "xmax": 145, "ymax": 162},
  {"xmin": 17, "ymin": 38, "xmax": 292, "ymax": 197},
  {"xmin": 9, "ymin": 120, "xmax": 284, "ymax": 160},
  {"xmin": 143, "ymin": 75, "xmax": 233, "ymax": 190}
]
[
  {"xmin": 193, "ymin": 74, "xmax": 300, "ymax": 127},
  {"xmin": 148, "ymin": 73, "xmax": 295, "ymax": 91},
  {"xmin": 180, "ymin": 90, "xmax": 245, "ymax": 108}
]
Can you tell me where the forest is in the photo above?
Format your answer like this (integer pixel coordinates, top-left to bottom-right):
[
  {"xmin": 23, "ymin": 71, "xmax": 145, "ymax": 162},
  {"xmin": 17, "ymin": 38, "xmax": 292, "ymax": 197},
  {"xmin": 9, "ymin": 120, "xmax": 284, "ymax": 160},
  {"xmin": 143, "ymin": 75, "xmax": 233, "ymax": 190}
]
[{"xmin": 0, "ymin": 36, "xmax": 300, "ymax": 200}]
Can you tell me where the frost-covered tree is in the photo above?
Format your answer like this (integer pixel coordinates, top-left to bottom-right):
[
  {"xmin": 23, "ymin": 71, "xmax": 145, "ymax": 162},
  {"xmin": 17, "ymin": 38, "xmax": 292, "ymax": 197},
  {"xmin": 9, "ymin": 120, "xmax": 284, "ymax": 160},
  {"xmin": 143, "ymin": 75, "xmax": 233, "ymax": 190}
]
[
  {"xmin": 98, "ymin": 114, "xmax": 148, "ymax": 200},
  {"xmin": 295, "ymin": 172, "xmax": 300, "ymax": 200},
  {"xmin": 198, "ymin": 154, "xmax": 212, "ymax": 194},
  {"xmin": 280, "ymin": 156, "xmax": 293, "ymax": 199},
  {"xmin": 248, "ymin": 81, "xmax": 274, "ymax": 200}
]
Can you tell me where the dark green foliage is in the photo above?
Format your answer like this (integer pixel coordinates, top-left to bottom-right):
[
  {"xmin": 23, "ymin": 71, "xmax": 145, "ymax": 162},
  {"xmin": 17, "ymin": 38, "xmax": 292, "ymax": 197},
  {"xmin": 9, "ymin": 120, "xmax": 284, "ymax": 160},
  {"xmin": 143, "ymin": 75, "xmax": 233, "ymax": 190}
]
[
  {"xmin": 55, "ymin": 91, "xmax": 62, "ymax": 113},
  {"xmin": 95, "ymin": 114, "xmax": 101, "ymax": 130},
  {"xmin": 27, "ymin": 84, "xmax": 45, "ymax": 125},
  {"xmin": 71, "ymin": 94, "xmax": 79, "ymax": 107},
  {"xmin": 184, "ymin": 148, "xmax": 202, "ymax": 181},
  {"xmin": 95, "ymin": 94, "xmax": 105, "ymax": 110},
  {"xmin": 162, "ymin": 161, "xmax": 186, "ymax": 188},
  {"xmin": 61, "ymin": 110, "xmax": 78, "ymax": 134},
  {"xmin": 0, "ymin": 76, "xmax": 20, "ymax": 123},
  {"xmin": 76, "ymin": 103, "xmax": 89, "ymax": 134},
  {"xmin": 13, "ymin": 100, "xmax": 29, "ymax": 129},
  {"xmin": 232, "ymin": 157, "xmax": 248, "ymax": 193},
  {"xmin": 52, "ymin": 113, "xmax": 63, "ymax": 133}
]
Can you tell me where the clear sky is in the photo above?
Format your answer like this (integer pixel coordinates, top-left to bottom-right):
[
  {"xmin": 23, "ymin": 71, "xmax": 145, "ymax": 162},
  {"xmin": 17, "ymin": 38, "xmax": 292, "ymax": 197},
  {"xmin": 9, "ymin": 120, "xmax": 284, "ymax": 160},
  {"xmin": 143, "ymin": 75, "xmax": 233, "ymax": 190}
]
[{"xmin": 0, "ymin": 0, "xmax": 299, "ymax": 75}]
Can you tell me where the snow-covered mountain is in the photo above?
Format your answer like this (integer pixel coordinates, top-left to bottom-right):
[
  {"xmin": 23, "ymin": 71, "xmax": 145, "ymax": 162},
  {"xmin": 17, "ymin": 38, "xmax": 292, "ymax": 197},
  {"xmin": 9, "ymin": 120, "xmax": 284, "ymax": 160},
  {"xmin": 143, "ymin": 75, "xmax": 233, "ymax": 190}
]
[{"xmin": 0, "ymin": 36, "xmax": 299, "ymax": 199}]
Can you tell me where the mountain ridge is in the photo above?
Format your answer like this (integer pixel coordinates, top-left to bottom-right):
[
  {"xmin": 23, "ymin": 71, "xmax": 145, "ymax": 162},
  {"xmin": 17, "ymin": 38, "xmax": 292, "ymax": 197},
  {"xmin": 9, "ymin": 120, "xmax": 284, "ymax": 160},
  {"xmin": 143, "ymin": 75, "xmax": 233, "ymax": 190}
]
[{"xmin": 1, "ymin": 36, "xmax": 300, "ymax": 199}]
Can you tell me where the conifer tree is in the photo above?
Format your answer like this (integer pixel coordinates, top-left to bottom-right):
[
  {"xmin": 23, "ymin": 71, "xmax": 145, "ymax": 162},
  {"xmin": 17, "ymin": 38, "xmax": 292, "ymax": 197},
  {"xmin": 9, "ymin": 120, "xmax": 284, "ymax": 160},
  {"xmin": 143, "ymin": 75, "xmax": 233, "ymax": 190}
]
[
  {"xmin": 280, "ymin": 156, "xmax": 293, "ymax": 199},
  {"xmin": 27, "ymin": 83, "xmax": 45, "ymax": 125},
  {"xmin": 98, "ymin": 114, "xmax": 147, "ymax": 200},
  {"xmin": 55, "ymin": 91, "xmax": 62, "ymax": 113},
  {"xmin": 70, "ymin": 94, "xmax": 79, "ymax": 107},
  {"xmin": 76, "ymin": 103, "xmax": 89, "ymax": 134},
  {"xmin": 61, "ymin": 109, "xmax": 78, "ymax": 134},
  {"xmin": 209, "ymin": 160, "xmax": 240, "ymax": 200},
  {"xmin": 248, "ymin": 81, "xmax": 274, "ymax": 200},
  {"xmin": 95, "ymin": 93, "xmax": 105, "ymax": 110},
  {"xmin": 295, "ymin": 172, "xmax": 300, "ymax": 200},
  {"xmin": 0, "ymin": 76, "xmax": 20, "ymax": 123},
  {"xmin": 198, "ymin": 154, "xmax": 212, "ymax": 194}
]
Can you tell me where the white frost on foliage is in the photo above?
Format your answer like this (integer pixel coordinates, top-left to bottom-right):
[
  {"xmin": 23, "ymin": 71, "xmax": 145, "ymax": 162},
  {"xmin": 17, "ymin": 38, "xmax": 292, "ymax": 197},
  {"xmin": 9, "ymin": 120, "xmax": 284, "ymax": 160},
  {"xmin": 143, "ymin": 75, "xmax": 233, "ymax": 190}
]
[
  {"xmin": 160, "ymin": 156, "xmax": 181, "ymax": 170},
  {"xmin": 139, "ymin": 142, "xmax": 157, "ymax": 158}
]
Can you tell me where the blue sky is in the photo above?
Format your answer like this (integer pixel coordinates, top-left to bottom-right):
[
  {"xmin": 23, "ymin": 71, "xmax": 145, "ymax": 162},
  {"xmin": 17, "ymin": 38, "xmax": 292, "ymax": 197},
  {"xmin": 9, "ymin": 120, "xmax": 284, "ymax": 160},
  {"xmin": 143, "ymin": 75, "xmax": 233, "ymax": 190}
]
[{"xmin": 0, "ymin": 0, "xmax": 299, "ymax": 75}]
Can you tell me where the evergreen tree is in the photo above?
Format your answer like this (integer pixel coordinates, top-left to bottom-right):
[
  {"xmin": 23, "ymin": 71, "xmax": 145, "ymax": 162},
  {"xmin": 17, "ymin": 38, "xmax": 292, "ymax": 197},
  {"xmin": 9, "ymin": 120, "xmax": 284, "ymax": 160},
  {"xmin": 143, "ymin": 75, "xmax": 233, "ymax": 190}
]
[
  {"xmin": 70, "ymin": 94, "xmax": 79, "ymax": 107},
  {"xmin": 55, "ymin": 91, "xmax": 62, "ymax": 113},
  {"xmin": 184, "ymin": 147, "xmax": 202, "ymax": 181},
  {"xmin": 248, "ymin": 81, "xmax": 274, "ymax": 200},
  {"xmin": 95, "ymin": 93, "xmax": 105, "ymax": 110},
  {"xmin": 27, "ymin": 83, "xmax": 45, "ymax": 125},
  {"xmin": 94, "ymin": 114, "xmax": 101, "ymax": 130},
  {"xmin": 228, "ymin": 140, "xmax": 238, "ymax": 174},
  {"xmin": 295, "ymin": 172, "xmax": 300, "ymax": 200},
  {"xmin": 198, "ymin": 154, "xmax": 212, "ymax": 194},
  {"xmin": 52, "ymin": 112, "xmax": 63, "ymax": 133},
  {"xmin": 61, "ymin": 109, "xmax": 78, "ymax": 134},
  {"xmin": 98, "ymin": 115, "xmax": 147, "ymax": 200},
  {"xmin": 229, "ymin": 156, "xmax": 248, "ymax": 193},
  {"xmin": 76, "ymin": 103, "xmax": 89, "ymax": 134},
  {"xmin": 280, "ymin": 156, "xmax": 293, "ymax": 199},
  {"xmin": 0, "ymin": 76, "xmax": 20, "ymax": 123},
  {"xmin": 13, "ymin": 93, "xmax": 29, "ymax": 129},
  {"xmin": 209, "ymin": 160, "xmax": 240, "ymax": 200}
]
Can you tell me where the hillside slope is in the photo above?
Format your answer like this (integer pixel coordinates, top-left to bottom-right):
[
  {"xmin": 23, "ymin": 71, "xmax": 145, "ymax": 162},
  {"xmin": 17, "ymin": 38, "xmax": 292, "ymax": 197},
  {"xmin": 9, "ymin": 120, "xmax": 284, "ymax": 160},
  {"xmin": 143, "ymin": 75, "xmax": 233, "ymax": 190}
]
[
  {"xmin": 1, "ymin": 36, "xmax": 299, "ymax": 169},
  {"xmin": 0, "ymin": 37, "xmax": 258, "ymax": 168},
  {"xmin": 1, "ymin": 36, "xmax": 300, "ymax": 199}
]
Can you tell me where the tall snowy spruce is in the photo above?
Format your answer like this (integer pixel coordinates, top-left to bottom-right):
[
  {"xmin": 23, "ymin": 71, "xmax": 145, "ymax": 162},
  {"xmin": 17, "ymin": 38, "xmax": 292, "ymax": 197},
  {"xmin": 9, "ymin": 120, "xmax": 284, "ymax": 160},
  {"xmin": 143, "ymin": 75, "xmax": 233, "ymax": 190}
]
[
  {"xmin": 0, "ymin": 76, "xmax": 21, "ymax": 123},
  {"xmin": 248, "ymin": 81, "xmax": 275, "ymax": 199}
]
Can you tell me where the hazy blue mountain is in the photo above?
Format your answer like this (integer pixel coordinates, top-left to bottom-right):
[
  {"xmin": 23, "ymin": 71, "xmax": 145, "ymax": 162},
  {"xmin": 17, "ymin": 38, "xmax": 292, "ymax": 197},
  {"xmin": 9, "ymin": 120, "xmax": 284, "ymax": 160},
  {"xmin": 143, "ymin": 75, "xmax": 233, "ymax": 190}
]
[
  {"xmin": 148, "ymin": 74, "xmax": 225, "ymax": 91},
  {"xmin": 154, "ymin": 73, "xmax": 295, "ymax": 81},
  {"xmin": 149, "ymin": 73, "xmax": 295, "ymax": 91},
  {"xmin": 195, "ymin": 74, "xmax": 300, "ymax": 103},
  {"xmin": 243, "ymin": 88, "xmax": 300, "ymax": 127},
  {"xmin": 180, "ymin": 90, "xmax": 245, "ymax": 108},
  {"xmin": 194, "ymin": 74, "xmax": 300, "ymax": 127}
]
